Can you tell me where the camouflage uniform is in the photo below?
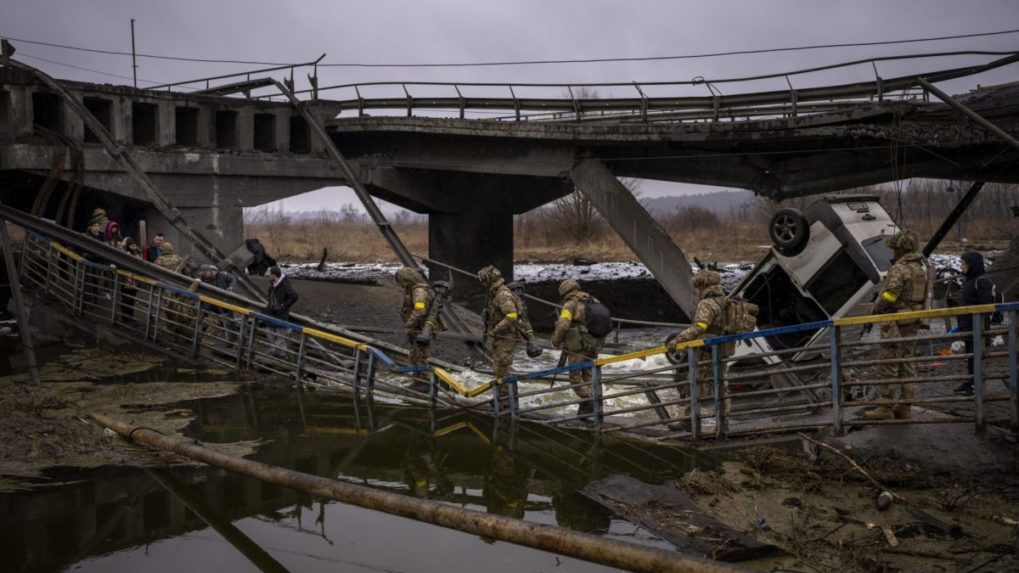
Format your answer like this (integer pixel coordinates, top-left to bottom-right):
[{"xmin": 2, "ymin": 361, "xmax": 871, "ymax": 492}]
[
  {"xmin": 671, "ymin": 270, "xmax": 733, "ymax": 413},
  {"xmin": 551, "ymin": 279, "xmax": 604, "ymax": 409},
  {"xmin": 479, "ymin": 266, "xmax": 525, "ymax": 398},
  {"xmin": 865, "ymin": 231, "xmax": 928, "ymax": 420},
  {"xmin": 153, "ymin": 243, "xmax": 194, "ymax": 340},
  {"xmin": 395, "ymin": 267, "xmax": 436, "ymax": 374}
]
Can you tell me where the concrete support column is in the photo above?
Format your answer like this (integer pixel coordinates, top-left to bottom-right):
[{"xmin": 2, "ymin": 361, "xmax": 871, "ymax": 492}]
[
  {"xmin": 111, "ymin": 97, "xmax": 129, "ymax": 145},
  {"xmin": 61, "ymin": 95, "xmax": 84, "ymax": 141},
  {"xmin": 157, "ymin": 102, "xmax": 175, "ymax": 147},
  {"xmin": 428, "ymin": 211, "xmax": 513, "ymax": 300},
  {"xmin": 237, "ymin": 107, "xmax": 254, "ymax": 152},
  {"xmin": 273, "ymin": 111, "xmax": 288, "ymax": 153},
  {"xmin": 5, "ymin": 86, "xmax": 34, "ymax": 139},
  {"xmin": 570, "ymin": 159, "xmax": 698, "ymax": 317},
  {"xmin": 195, "ymin": 107, "xmax": 211, "ymax": 147}
]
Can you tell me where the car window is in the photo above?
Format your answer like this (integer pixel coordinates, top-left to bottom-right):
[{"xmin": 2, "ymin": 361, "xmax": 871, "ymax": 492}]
[
  {"xmin": 862, "ymin": 236, "xmax": 895, "ymax": 272},
  {"xmin": 804, "ymin": 248, "xmax": 870, "ymax": 315},
  {"xmin": 740, "ymin": 265, "xmax": 824, "ymax": 349}
]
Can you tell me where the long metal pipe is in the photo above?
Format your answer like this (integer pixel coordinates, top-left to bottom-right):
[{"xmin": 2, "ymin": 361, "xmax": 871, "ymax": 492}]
[{"xmin": 91, "ymin": 413, "xmax": 748, "ymax": 573}]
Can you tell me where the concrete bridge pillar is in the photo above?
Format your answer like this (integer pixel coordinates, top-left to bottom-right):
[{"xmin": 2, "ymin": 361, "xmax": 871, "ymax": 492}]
[{"xmin": 428, "ymin": 211, "xmax": 513, "ymax": 299}]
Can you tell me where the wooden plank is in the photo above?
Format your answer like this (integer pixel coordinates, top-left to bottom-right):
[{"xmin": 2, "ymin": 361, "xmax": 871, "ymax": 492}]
[{"xmin": 581, "ymin": 474, "xmax": 780, "ymax": 562}]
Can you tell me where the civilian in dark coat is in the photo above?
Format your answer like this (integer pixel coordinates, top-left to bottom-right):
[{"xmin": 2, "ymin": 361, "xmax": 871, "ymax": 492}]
[
  {"xmin": 266, "ymin": 266, "xmax": 299, "ymax": 320},
  {"xmin": 264, "ymin": 266, "xmax": 298, "ymax": 357},
  {"xmin": 955, "ymin": 250, "xmax": 994, "ymax": 395}
]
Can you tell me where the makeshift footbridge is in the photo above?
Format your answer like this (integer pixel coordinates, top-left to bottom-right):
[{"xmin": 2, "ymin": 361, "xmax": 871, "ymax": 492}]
[{"xmin": 4, "ymin": 205, "xmax": 1018, "ymax": 444}]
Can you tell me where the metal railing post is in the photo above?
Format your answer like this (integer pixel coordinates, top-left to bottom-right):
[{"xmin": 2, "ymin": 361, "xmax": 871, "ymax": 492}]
[
  {"xmin": 72, "ymin": 259, "xmax": 85, "ymax": 315},
  {"xmin": 688, "ymin": 348, "xmax": 700, "ymax": 440},
  {"xmin": 191, "ymin": 300, "xmax": 204, "ymax": 355},
  {"xmin": 150, "ymin": 289, "xmax": 164, "ymax": 342},
  {"xmin": 294, "ymin": 332, "xmax": 307, "ymax": 382},
  {"xmin": 365, "ymin": 351, "xmax": 377, "ymax": 398},
  {"xmin": 44, "ymin": 245, "xmax": 54, "ymax": 291},
  {"xmin": 509, "ymin": 381, "xmax": 518, "ymax": 420},
  {"xmin": 973, "ymin": 313, "xmax": 985, "ymax": 432},
  {"xmin": 712, "ymin": 345, "xmax": 724, "ymax": 438},
  {"xmin": 592, "ymin": 363, "xmax": 604, "ymax": 428},
  {"xmin": 352, "ymin": 348, "xmax": 363, "ymax": 398},
  {"xmin": 244, "ymin": 316, "xmax": 259, "ymax": 368},
  {"xmin": 1010, "ymin": 311, "xmax": 1017, "ymax": 428},
  {"xmin": 234, "ymin": 315, "xmax": 248, "ymax": 370},
  {"xmin": 831, "ymin": 325, "xmax": 843, "ymax": 434},
  {"xmin": 109, "ymin": 268, "xmax": 121, "ymax": 324},
  {"xmin": 428, "ymin": 370, "xmax": 437, "ymax": 406}
]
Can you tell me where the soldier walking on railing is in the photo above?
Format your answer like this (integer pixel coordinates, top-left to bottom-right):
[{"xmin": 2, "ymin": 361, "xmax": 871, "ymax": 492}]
[
  {"xmin": 551, "ymin": 279, "xmax": 610, "ymax": 419},
  {"xmin": 864, "ymin": 230, "xmax": 929, "ymax": 421},
  {"xmin": 668, "ymin": 270, "xmax": 732, "ymax": 420}
]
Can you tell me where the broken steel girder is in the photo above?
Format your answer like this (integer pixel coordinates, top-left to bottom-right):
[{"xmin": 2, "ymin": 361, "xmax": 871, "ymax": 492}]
[{"xmin": 272, "ymin": 79, "xmax": 484, "ymax": 359}]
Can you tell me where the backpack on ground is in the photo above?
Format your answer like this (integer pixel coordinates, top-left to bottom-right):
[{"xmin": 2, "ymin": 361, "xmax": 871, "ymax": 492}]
[
  {"xmin": 723, "ymin": 296, "xmax": 759, "ymax": 335},
  {"xmin": 977, "ymin": 276, "xmax": 1005, "ymax": 324},
  {"xmin": 583, "ymin": 296, "xmax": 613, "ymax": 337}
]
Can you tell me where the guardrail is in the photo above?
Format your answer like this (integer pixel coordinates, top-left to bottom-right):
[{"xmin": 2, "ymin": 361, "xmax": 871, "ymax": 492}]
[{"xmin": 15, "ymin": 230, "xmax": 1019, "ymax": 441}]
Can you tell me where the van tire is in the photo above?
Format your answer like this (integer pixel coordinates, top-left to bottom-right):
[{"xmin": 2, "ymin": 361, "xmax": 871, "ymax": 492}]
[{"xmin": 769, "ymin": 208, "xmax": 809, "ymax": 256}]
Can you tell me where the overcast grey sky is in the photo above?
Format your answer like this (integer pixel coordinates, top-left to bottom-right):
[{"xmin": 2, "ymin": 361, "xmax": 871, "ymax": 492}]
[{"xmin": 5, "ymin": 0, "xmax": 1019, "ymax": 211}]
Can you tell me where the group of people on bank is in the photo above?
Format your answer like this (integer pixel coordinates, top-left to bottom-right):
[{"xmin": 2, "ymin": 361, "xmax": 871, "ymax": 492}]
[{"xmin": 397, "ymin": 229, "xmax": 998, "ymax": 423}]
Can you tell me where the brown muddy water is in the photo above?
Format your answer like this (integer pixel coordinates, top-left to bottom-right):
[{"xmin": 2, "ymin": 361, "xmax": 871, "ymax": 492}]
[{"xmin": 1, "ymin": 384, "xmax": 701, "ymax": 573}]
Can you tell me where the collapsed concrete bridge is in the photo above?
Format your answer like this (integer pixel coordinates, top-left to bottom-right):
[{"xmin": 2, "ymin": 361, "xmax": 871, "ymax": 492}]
[{"xmin": 2, "ymin": 51, "xmax": 1019, "ymax": 314}]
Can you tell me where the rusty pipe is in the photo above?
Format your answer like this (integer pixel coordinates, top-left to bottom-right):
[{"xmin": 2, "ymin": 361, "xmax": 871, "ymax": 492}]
[{"xmin": 91, "ymin": 413, "xmax": 749, "ymax": 573}]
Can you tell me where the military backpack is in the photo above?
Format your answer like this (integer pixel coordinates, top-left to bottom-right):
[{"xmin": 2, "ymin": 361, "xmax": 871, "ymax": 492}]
[
  {"xmin": 583, "ymin": 296, "xmax": 613, "ymax": 337},
  {"xmin": 723, "ymin": 296, "xmax": 759, "ymax": 335}
]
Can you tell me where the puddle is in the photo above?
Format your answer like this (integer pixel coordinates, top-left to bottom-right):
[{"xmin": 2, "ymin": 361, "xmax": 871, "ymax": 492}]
[{"xmin": 0, "ymin": 386, "xmax": 708, "ymax": 573}]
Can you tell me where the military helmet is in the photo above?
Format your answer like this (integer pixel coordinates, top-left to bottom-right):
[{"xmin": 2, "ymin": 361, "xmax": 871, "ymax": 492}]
[
  {"xmin": 885, "ymin": 230, "xmax": 920, "ymax": 253},
  {"xmin": 558, "ymin": 278, "xmax": 581, "ymax": 297},
  {"xmin": 689, "ymin": 269, "xmax": 721, "ymax": 289},
  {"xmin": 395, "ymin": 266, "xmax": 426, "ymax": 288},
  {"xmin": 161, "ymin": 241, "xmax": 174, "ymax": 255},
  {"xmin": 477, "ymin": 265, "xmax": 502, "ymax": 286}
]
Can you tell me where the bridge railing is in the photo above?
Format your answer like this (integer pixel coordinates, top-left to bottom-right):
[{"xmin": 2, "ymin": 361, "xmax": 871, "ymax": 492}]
[
  {"xmin": 14, "ymin": 230, "xmax": 1019, "ymax": 440},
  {"xmin": 281, "ymin": 51, "xmax": 1019, "ymax": 122}
]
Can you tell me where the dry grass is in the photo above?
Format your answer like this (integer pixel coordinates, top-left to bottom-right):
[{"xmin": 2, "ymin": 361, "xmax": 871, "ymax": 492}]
[{"xmin": 245, "ymin": 207, "xmax": 1018, "ymax": 264}]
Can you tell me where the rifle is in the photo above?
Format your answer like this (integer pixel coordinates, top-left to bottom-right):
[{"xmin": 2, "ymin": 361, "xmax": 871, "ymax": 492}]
[{"xmin": 549, "ymin": 349, "xmax": 569, "ymax": 387}]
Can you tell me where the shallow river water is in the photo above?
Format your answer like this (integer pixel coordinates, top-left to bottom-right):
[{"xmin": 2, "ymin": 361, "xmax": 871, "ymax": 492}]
[{"xmin": 1, "ymin": 383, "xmax": 707, "ymax": 573}]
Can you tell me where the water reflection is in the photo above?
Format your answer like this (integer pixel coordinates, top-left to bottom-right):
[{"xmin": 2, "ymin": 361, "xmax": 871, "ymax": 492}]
[{"xmin": 1, "ymin": 385, "xmax": 706, "ymax": 572}]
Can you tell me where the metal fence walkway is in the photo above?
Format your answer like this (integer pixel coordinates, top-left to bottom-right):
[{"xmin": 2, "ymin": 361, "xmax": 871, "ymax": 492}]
[{"xmin": 7, "ymin": 210, "xmax": 1018, "ymax": 442}]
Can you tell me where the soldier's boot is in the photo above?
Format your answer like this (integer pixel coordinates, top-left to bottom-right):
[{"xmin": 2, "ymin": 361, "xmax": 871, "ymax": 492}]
[
  {"xmin": 863, "ymin": 406, "xmax": 895, "ymax": 420},
  {"xmin": 892, "ymin": 404, "xmax": 912, "ymax": 419},
  {"xmin": 577, "ymin": 400, "xmax": 594, "ymax": 420},
  {"xmin": 409, "ymin": 375, "xmax": 431, "ymax": 395}
]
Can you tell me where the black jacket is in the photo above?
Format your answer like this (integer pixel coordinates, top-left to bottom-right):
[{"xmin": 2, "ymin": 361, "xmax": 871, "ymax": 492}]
[
  {"xmin": 267, "ymin": 275, "xmax": 299, "ymax": 320},
  {"xmin": 958, "ymin": 251, "xmax": 993, "ymax": 333}
]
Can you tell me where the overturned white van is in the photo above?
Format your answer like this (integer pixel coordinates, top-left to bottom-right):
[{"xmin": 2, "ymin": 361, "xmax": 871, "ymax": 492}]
[{"xmin": 730, "ymin": 195, "xmax": 901, "ymax": 365}]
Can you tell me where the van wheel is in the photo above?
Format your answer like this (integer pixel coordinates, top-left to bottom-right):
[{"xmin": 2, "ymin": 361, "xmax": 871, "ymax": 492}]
[{"xmin": 769, "ymin": 208, "xmax": 809, "ymax": 256}]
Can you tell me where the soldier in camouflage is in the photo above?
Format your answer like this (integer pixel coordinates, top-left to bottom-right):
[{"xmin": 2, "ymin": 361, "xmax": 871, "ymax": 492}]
[
  {"xmin": 395, "ymin": 266, "xmax": 435, "ymax": 392},
  {"xmin": 670, "ymin": 269, "xmax": 732, "ymax": 416},
  {"xmin": 551, "ymin": 279, "xmax": 604, "ymax": 417},
  {"xmin": 152, "ymin": 242, "xmax": 194, "ymax": 340},
  {"xmin": 478, "ymin": 265, "xmax": 525, "ymax": 400},
  {"xmin": 864, "ymin": 230, "xmax": 928, "ymax": 420}
]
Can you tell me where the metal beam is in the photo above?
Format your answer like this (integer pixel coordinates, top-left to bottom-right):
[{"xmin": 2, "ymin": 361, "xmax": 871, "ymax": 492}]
[
  {"xmin": 922, "ymin": 181, "xmax": 985, "ymax": 257},
  {"xmin": 917, "ymin": 77, "xmax": 1019, "ymax": 154},
  {"xmin": 273, "ymin": 80, "xmax": 483, "ymax": 357},
  {"xmin": 0, "ymin": 197, "xmax": 40, "ymax": 384},
  {"xmin": 569, "ymin": 159, "xmax": 698, "ymax": 317}
]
